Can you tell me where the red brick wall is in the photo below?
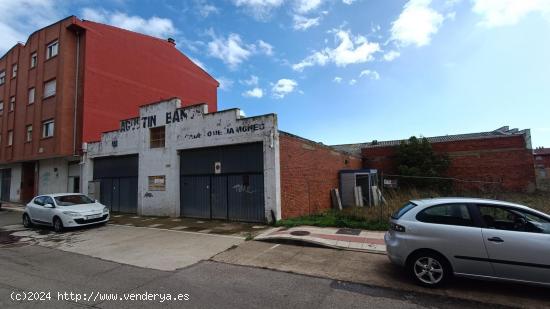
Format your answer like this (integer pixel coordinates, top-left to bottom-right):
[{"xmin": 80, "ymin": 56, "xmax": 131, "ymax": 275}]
[
  {"xmin": 279, "ymin": 133, "xmax": 362, "ymax": 219},
  {"xmin": 362, "ymin": 136, "xmax": 536, "ymax": 192}
]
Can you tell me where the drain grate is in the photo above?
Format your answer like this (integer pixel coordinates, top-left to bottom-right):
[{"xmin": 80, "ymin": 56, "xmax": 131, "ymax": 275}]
[
  {"xmin": 336, "ymin": 228, "xmax": 361, "ymax": 236},
  {"xmin": 290, "ymin": 230, "xmax": 311, "ymax": 236}
]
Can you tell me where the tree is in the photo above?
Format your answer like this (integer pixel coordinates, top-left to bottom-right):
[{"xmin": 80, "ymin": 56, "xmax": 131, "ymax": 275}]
[{"xmin": 395, "ymin": 136, "xmax": 451, "ymax": 190}]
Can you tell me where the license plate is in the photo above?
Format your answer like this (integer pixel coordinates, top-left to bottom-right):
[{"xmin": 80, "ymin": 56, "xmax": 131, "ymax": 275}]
[{"xmin": 86, "ymin": 214, "xmax": 101, "ymax": 220}]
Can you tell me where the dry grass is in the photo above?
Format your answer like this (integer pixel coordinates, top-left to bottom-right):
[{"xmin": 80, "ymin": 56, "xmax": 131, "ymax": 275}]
[{"xmin": 277, "ymin": 190, "xmax": 550, "ymax": 231}]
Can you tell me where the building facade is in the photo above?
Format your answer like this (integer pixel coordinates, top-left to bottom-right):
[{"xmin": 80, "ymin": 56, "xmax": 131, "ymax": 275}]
[
  {"xmin": 534, "ymin": 148, "xmax": 550, "ymax": 191},
  {"xmin": 333, "ymin": 126, "xmax": 536, "ymax": 192},
  {"xmin": 82, "ymin": 98, "xmax": 360, "ymax": 222},
  {"xmin": 0, "ymin": 16, "xmax": 218, "ymax": 203}
]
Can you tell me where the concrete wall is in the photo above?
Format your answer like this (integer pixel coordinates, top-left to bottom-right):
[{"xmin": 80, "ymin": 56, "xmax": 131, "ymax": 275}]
[
  {"xmin": 362, "ymin": 135, "xmax": 536, "ymax": 192},
  {"xmin": 10, "ymin": 164, "xmax": 22, "ymax": 202},
  {"xmin": 37, "ymin": 158, "xmax": 70, "ymax": 195},
  {"xmin": 279, "ymin": 132, "xmax": 362, "ymax": 219},
  {"xmin": 83, "ymin": 98, "xmax": 280, "ymax": 221}
]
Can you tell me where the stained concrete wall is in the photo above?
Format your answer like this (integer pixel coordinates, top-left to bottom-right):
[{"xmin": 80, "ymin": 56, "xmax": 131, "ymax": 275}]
[
  {"xmin": 83, "ymin": 98, "xmax": 281, "ymax": 221},
  {"xmin": 37, "ymin": 158, "xmax": 70, "ymax": 195}
]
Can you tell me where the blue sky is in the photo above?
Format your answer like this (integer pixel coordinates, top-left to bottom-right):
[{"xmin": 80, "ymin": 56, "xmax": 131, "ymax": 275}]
[{"xmin": 1, "ymin": 0, "xmax": 549, "ymax": 147}]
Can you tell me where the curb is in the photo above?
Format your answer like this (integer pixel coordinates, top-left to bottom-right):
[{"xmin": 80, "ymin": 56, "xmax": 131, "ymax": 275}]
[{"xmin": 1, "ymin": 206, "xmax": 25, "ymax": 213}]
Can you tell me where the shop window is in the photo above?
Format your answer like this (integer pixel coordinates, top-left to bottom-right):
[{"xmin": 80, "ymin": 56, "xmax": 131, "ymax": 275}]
[
  {"xmin": 150, "ymin": 126, "xmax": 165, "ymax": 148},
  {"xmin": 28, "ymin": 88, "xmax": 35, "ymax": 104},
  {"xmin": 46, "ymin": 40, "xmax": 59, "ymax": 59},
  {"xmin": 44, "ymin": 79, "xmax": 56, "ymax": 98},
  {"xmin": 42, "ymin": 119, "xmax": 54, "ymax": 138}
]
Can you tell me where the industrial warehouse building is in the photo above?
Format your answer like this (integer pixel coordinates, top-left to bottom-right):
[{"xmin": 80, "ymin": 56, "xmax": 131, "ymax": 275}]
[
  {"xmin": 0, "ymin": 16, "xmax": 217, "ymax": 203},
  {"xmin": 333, "ymin": 126, "xmax": 536, "ymax": 192},
  {"xmin": 81, "ymin": 98, "xmax": 360, "ymax": 223}
]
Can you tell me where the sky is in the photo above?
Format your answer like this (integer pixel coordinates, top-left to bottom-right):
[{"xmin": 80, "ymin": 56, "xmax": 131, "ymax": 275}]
[{"xmin": 1, "ymin": 0, "xmax": 549, "ymax": 147}]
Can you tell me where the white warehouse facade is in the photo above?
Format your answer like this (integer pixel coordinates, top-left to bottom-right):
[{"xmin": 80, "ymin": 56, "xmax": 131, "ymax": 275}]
[{"xmin": 81, "ymin": 98, "xmax": 281, "ymax": 222}]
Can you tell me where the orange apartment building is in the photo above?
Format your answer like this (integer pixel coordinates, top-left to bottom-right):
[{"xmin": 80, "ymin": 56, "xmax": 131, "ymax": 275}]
[{"xmin": 0, "ymin": 16, "xmax": 218, "ymax": 203}]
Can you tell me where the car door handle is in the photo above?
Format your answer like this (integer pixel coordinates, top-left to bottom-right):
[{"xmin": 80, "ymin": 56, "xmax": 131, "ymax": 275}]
[{"xmin": 487, "ymin": 237, "xmax": 504, "ymax": 243}]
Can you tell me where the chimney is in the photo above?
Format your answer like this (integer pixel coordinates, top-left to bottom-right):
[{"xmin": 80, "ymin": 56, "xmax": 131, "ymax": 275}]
[{"xmin": 167, "ymin": 38, "xmax": 176, "ymax": 46}]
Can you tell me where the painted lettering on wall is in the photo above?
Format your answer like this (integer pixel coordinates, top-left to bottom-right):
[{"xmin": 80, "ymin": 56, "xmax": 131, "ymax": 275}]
[
  {"xmin": 120, "ymin": 118, "xmax": 140, "ymax": 132},
  {"xmin": 183, "ymin": 123, "xmax": 267, "ymax": 141},
  {"xmin": 165, "ymin": 109, "xmax": 188, "ymax": 124}
]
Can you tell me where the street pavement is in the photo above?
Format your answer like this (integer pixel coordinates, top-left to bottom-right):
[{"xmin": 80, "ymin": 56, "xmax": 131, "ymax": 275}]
[{"xmin": 0, "ymin": 210, "xmax": 547, "ymax": 308}]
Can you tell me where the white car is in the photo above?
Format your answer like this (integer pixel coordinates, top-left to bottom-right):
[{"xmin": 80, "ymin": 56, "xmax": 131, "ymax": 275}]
[{"xmin": 23, "ymin": 193, "xmax": 110, "ymax": 232}]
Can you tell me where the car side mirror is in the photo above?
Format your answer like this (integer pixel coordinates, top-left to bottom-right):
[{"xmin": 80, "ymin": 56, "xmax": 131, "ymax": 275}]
[{"xmin": 44, "ymin": 203, "xmax": 54, "ymax": 208}]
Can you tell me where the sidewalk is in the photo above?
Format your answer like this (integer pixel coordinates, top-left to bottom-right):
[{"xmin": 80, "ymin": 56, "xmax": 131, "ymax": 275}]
[
  {"xmin": 254, "ymin": 226, "xmax": 386, "ymax": 254},
  {"xmin": 0, "ymin": 202, "xmax": 25, "ymax": 212}
]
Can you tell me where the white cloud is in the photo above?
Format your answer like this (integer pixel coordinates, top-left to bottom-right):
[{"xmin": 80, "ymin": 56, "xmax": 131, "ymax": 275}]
[
  {"xmin": 217, "ymin": 77, "xmax": 235, "ymax": 91},
  {"xmin": 196, "ymin": 1, "xmax": 220, "ymax": 17},
  {"xmin": 295, "ymin": 0, "xmax": 323, "ymax": 13},
  {"xmin": 390, "ymin": 0, "xmax": 444, "ymax": 47},
  {"xmin": 82, "ymin": 8, "xmax": 177, "ymax": 38},
  {"xmin": 240, "ymin": 75, "xmax": 260, "ymax": 86},
  {"xmin": 257, "ymin": 39, "xmax": 274, "ymax": 55},
  {"xmin": 472, "ymin": 0, "xmax": 550, "ymax": 27},
  {"xmin": 232, "ymin": 0, "xmax": 285, "ymax": 20},
  {"xmin": 359, "ymin": 69, "xmax": 380, "ymax": 80},
  {"xmin": 333, "ymin": 76, "xmax": 343, "ymax": 83},
  {"xmin": 349, "ymin": 79, "xmax": 357, "ymax": 85},
  {"xmin": 272, "ymin": 79, "xmax": 298, "ymax": 98},
  {"xmin": 292, "ymin": 29, "xmax": 380, "ymax": 71},
  {"xmin": 0, "ymin": 0, "xmax": 62, "ymax": 54},
  {"xmin": 188, "ymin": 56, "xmax": 207, "ymax": 70},
  {"xmin": 342, "ymin": 0, "xmax": 356, "ymax": 4},
  {"xmin": 206, "ymin": 31, "xmax": 273, "ymax": 68},
  {"xmin": 207, "ymin": 32, "xmax": 253, "ymax": 69},
  {"xmin": 242, "ymin": 87, "xmax": 264, "ymax": 98},
  {"xmin": 293, "ymin": 15, "xmax": 320, "ymax": 30},
  {"xmin": 383, "ymin": 50, "xmax": 400, "ymax": 61}
]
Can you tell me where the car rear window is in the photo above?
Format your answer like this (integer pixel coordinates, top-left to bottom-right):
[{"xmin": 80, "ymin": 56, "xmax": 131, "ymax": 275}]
[{"xmin": 391, "ymin": 202, "xmax": 417, "ymax": 219}]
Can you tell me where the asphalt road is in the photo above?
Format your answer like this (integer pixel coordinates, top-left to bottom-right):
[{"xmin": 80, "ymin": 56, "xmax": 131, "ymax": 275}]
[{"xmin": 0, "ymin": 210, "xmax": 522, "ymax": 308}]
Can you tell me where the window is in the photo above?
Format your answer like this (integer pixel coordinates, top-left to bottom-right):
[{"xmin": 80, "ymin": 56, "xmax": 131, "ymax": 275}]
[
  {"xmin": 0, "ymin": 101, "xmax": 3, "ymax": 114},
  {"xmin": 28, "ymin": 88, "xmax": 35, "ymax": 104},
  {"xmin": 43, "ymin": 196, "xmax": 55, "ymax": 206},
  {"xmin": 12, "ymin": 64, "xmax": 17, "ymax": 78},
  {"xmin": 34, "ymin": 196, "xmax": 45, "ymax": 206},
  {"xmin": 536, "ymin": 156, "xmax": 542, "ymax": 161},
  {"xmin": 0, "ymin": 71, "xmax": 5, "ymax": 85},
  {"xmin": 44, "ymin": 79, "xmax": 56, "ymax": 98},
  {"xmin": 416, "ymin": 203, "xmax": 473, "ymax": 226},
  {"xmin": 392, "ymin": 202, "xmax": 417, "ymax": 219},
  {"xmin": 55, "ymin": 194, "xmax": 94, "ymax": 206},
  {"xmin": 30, "ymin": 52, "xmax": 37, "ymax": 68},
  {"xmin": 46, "ymin": 40, "xmax": 59, "ymax": 59},
  {"xmin": 9, "ymin": 96, "xmax": 15, "ymax": 112},
  {"xmin": 7, "ymin": 130, "xmax": 13, "ymax": 146},
  {"xmin": 478, "ymin": 205, "xmax": 550, "ymax": 234},
  {"xmin": 26, "ymin": 125, "xmax": 32, "ymax": 142},
  {"xmin": 42, "ymin": 119, "xmax": 54, "ymax": 138},
  {"xmin": 150, "ymin": 126, "xmax": 165, "ymax": 148}
]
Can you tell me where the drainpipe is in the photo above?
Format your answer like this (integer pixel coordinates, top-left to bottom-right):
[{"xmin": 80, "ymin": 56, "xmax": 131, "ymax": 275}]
[{"xmin": 73, "ymin": 31, "xmax": 80, "ymax": 157}]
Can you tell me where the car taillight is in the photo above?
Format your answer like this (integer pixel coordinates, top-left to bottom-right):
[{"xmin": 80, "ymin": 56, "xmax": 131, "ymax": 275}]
[{"xmin": 390, "ymin": 222, "xmax": 406, "ymax": 232}]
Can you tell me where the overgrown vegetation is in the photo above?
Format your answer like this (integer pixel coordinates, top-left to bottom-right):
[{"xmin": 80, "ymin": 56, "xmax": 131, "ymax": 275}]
[
  {"xmin": 395, "ymin": 137, "xmax": 451, "ymax": 191},
  {"xmin": 276, "ymin": 190, "xmax": 550, "ymax": 231}
]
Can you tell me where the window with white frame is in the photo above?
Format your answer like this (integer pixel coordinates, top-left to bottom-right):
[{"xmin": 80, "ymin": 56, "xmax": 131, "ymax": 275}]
[
  {"xmin": 46, "ymin": 41, "xmax": 59, "ymax": 59},
  {"xmin": 42, "ymin": 119, "xmax": 54, "ymax": 138},
  {"xmin": 44, "ymin": 79, "xmax": 56, "ymax": 98},
  {"xmin": 12, "ymin": 64, "xmax": 17, "ymax": 78},
  {"xmin": 9, "ymin": 97, "xmax": 15, "ymax": 112},
  {"xmin": 26, "ymin": 125, "xmax": 33, "ymax": 142},
  {"xmin": 28, "ymin": 88, "xmax": 35, "ymax": 104},
  {"xmin": 7, "ymin": 130, "xmax": 13, "ymax": 146},
  {"xmin": 30, "ymin": 52, "xmax": 37, "ymax": 68},
  {"xmin": 0, "ymin": 71, "xmax": 5, "ymax": 85}
]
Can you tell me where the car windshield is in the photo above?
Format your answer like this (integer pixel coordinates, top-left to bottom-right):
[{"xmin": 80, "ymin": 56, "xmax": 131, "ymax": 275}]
[
  {"xmin": 391, "ymin": 202, "xmax": 417, "ymax": 219},
  {"xmin": 54, "ymin": 195, "xmax": 95, "ymax": 206}
]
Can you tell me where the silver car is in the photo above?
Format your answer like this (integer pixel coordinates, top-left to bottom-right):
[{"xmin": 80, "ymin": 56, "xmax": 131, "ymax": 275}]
[{"xmin": 385, "ymin": 198, "xmax": 550, "ymax": 287}]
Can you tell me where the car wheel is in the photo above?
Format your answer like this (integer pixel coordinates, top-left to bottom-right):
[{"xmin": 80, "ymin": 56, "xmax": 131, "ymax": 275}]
[
  {"xmin": 408, "ymin": 252, "xmax": 451, "ymax": 288},
  {"xmin": 22, "ymin": 214, "xmax": 33, "ymax": 228},
  {"xmin": 53, "ymin": 217, "xmax": 64, "ymax": 233}
]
